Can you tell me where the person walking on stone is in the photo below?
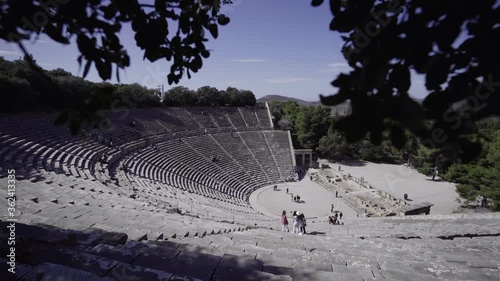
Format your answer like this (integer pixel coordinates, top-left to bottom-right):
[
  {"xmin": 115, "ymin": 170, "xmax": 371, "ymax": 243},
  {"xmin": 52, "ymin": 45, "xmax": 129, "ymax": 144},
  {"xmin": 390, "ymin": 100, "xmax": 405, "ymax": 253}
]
[
  {"xmin": 281, "ymin": 210, "xmax": 289, "ymax": 232},
  {"xmin": 299, "ymin": 213, "xmax": 307, "ymax": 234},
  {"xmin": 331, "ymin": 204, "xmax": 334, "ymax": 213},
  {"xmin": 293, "ymin": 212, "xmax": 301, "ymax": 234},
  {"xmin": 339, "ymin": 211, "xmax": 343, "ymax": 221},
  {"xmin": 335, "ymin": 191, "xmax": 338, "ymax": 198},
  {"xmin": 328, "ymin": 216, "xmax": 334, "ymax": 225}
]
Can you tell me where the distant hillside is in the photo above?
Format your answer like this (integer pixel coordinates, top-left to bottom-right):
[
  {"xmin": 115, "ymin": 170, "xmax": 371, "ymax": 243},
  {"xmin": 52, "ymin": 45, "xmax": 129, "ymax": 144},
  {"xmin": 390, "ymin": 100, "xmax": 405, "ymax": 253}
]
[
  {"xmin": 258, "ymin": 95, "xmax": 351, "ymax": 116},
  {"xmin": 257, "ymin": 95, "xmax": 321, "ymax": 106}
]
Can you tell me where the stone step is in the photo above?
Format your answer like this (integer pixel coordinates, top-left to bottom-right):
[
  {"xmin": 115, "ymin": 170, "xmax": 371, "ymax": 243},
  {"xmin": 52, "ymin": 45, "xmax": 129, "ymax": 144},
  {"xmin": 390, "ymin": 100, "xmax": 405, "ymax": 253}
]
[
  {"xmin": 262, "ymin": 265, "xmax": 366, "ymax": 281},
  {"xmin": 19, "ymin": 262, "xmax": 110, "ymax": 281}
]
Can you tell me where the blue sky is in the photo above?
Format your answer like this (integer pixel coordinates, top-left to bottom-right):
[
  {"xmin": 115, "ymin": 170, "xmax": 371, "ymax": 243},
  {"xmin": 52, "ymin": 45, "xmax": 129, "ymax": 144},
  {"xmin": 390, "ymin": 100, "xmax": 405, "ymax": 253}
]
[{"xmin": 0, "ymin": 0, "xmax": 428, "ymax": 101}]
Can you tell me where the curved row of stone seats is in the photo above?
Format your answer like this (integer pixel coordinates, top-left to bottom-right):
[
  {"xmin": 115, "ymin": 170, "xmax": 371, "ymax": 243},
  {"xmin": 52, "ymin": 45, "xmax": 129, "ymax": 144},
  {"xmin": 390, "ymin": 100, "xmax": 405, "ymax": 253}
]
[
  {"xmin": 240, "ymin": 131, "xmax": 282, "ymax": 182},
  {"xmin": 116, "ymin": 131, "xmax": 294, "ymax": 208},
  {"xmin": 210, "ymin": 108, "xmax": 234, "ymax": 128},
  {"xmin": 240, "ymin": 107, "xmax": 260, "ymax": 127},
  {"xmin": 122, "ymin": 140, "xmax": 250, "ymax": 205},
  {"xmin": 7, "ymin": 219, "xmax": 496, "ymax": 281},
  {"xmin": 123, "ymin": 174, "xmax": 277, "ymax": 225},
  {"xmin": 124, "ymin": 167, "xmax": 244, "ymax": 208},
  {"xmin": 264, "ymin": 131, "xmax": 295, "ymax": 176},
  {"xmin": 0, "ymin": 105, "xmax": 275, "ymax": 178},
  {"xmin": 212, "ymin": 133, "xmax": 272, "ymax": 183},
  {"xmin": 224, "ymin": 107, "xmax": 247, "ymax": 127},
  {"xmin": 255, "ymin": 104, "xmax": 273, "ymax": 128},
  {"xmin": 0, "ymin": 174, "xmax": 246, "ymax": 241},
  {"xmin": 188, "ymin": 107, "xmax": 219, "ymax": 128},
  {"xmin": 166, "ymin": 107, "xmax": 202, "ymax": 130},
  {"xmin": 122, "ymin": 134, "xmax": 292, "ymax": 202},
  {"xmin": 0, "ymin": 114, "xmax": 113, "ymax": 181},
  {"xmin": 196, "ymin": 227, "xmax": 499, "ymax": 281},
  {"xmin": 0, "ymin": 222, "xmax": 295, "ymax": 281},
  {"xmin": 306, "ymin": 214, "xmax": 500, "ymax": 240},
  {"xmin": 184, "ymin": 135, "xmax": 259, "ymax": 191}
]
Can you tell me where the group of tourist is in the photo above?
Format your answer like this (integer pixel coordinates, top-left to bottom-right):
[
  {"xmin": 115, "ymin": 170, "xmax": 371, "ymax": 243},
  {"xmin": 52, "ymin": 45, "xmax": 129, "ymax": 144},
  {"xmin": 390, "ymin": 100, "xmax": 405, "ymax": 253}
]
[
  {"xmin": 285, "ymin": 188, "xmax": 302, "ymax": 203},
  {"xmin": 281, "ymin": 210, "xmax": 307, "ymax": 235},
  {"xmin": 291, "ymin": 194, "xmax": 301, "ymax": 202},
  {"xmin": 328, "ymin": 211, "xmax": 343, "ymax": 225}
]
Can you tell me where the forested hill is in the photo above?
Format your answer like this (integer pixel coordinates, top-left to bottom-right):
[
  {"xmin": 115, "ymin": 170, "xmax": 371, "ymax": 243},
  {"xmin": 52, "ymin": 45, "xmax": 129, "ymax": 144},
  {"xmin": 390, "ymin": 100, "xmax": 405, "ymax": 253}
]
[
  {"xmin": 259, "ymin": 95, "xmax": 351, "ymax": 116},
  {"xmin": 269, "ymin": 100, "xmax": 500, "ymax": 211},
  {"xmin": 257, "ymin": 95, "xmax": 321, "ymax": 105},
  {"xmin": 0, "ymin": 57, "xmax": 257, "ymax": 113}
]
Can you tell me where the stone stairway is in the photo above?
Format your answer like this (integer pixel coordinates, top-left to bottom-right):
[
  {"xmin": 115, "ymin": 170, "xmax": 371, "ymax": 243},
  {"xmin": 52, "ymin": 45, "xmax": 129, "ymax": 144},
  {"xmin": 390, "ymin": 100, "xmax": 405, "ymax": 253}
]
[{"xmin": 2, "ymin": 216, "xmax": 499, "ymax": 281}]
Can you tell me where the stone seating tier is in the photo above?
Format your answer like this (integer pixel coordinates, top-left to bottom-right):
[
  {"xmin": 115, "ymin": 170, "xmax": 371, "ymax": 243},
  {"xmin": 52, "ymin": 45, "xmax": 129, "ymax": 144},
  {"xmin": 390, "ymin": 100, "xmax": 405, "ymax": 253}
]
[{"xmin": 2, "ymin": 215, "xmax": 499, "ymax": 281}]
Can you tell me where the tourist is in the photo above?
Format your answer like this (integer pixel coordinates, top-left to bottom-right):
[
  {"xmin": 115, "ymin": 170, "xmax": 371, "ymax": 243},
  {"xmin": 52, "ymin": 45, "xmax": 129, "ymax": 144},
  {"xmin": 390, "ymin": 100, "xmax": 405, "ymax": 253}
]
[
  {"xmin": 432, "ymin": 166, "xmax": 439, "ymax": 181},
  {"xmin": 286, "ymin": 188, "xmax": 289, "ymax": 194},
  {"xmin": 299, "ymin": 213, "xmax": 307, "ymax": 234},
  {"xmin": 335, "ymin": 191, "xmax": 338, "ymax": 198},
  {"xmin": 281, "ymin": 210, "xmax": 289, "ymax": 232},
  {"xmin": 328, "ymin": 216, "xmax": 334, "ymax": 224},
  {"xmin": 293, "ymin": 212, "xmax": 300, "ymax": 234},
  {"xmin": 339, "ymin": 211, "xmax": 343, "ymax": 221},
  {"xmin": 331, "ymin": 204, "xmax": 334, "ymax": 213}
]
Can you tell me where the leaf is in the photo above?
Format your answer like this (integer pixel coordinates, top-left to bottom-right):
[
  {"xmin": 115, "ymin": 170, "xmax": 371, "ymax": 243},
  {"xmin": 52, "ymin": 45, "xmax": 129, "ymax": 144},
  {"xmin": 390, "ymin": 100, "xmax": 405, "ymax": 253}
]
[
  {"xmin": 459, "ymin": 139, "xmax": 482, "ymax": 163},
  {"xmin": 329, "ymin": 0, "xmax": 341, "ymax": 16},
  {"xmin": 167, "ymin": 73, "xmax": 175, "ymax": 85},
  {"xmin": 144, "ymin": 48, "xmax": 162, "ymax": 62},
  {"xmin": 95, "ymin": 59, "xmax": 112, "ymax": 80},
  {"xmin": 201, "ymin": 50, "xmax": 210, "ymax": 58},
  {"xmin": 217, "ymin": 14, "xmax": 230, "ymax": 25},
  {"xmin": 54, "ymin": 111, "xmax": 69, "ymax": 125},
  {"xmin": 69, "ymin": 117, "xmax": 81, "ymax": 135},
  {"xmin": 83, "ymin": 59, "xmax": 92, "ymax": 78},
  {"xmin": 320, "ymin": 93, "xmax": 348, "ymax": 106},
  {"xmin": 190, "ymin": 55, "xmax": 203, "ymax": 72},
  {"xmin": 425, "ymin": 55, "xmax": 451, "ymax": 90},
  {"xmin": 311, "ymin": 0, "xmax": 324, "ymax": 7},
  {"xmin": 131, "ymin": 12, "xmax": 147, "ymax": 32},
  {"xmin": 388, "ymin": 65, "xmax": 410, "ymax": 93},
  {"xmin": 208, "ymin": 24, "xmax": 218, "ymax": 38},
  {"xmin": 44, "ymin": 24, "xmax": 70, "ymax": 44},
  {"xmin": 389, "ymin": 124, "xmax": 406, "ymax": 149},
  {"xmin": 116, "ymin": 65, "xmax": 120, "ymax": 82}
]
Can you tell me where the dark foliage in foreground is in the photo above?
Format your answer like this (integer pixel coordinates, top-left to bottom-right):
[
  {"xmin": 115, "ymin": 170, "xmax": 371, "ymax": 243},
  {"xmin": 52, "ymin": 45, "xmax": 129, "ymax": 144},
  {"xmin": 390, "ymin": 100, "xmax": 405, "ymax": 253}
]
[{"xmin": 312, "ymin": 0, "xmax": 500, "ymax": 162}]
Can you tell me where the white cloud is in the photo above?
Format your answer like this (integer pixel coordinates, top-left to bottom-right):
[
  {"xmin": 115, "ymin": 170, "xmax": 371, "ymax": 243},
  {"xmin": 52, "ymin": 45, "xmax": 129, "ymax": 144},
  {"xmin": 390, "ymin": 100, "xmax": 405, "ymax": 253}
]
[
  {"xmin": 321, "ymin": 62, "xmax": 350, "ymax": 72},
  {"xmin": 266, "ymin": 77, "xmax": 316, "ymax": 84},
  {"xmin": 327, "ymin": 62, "xmax": 349, "ymax": 68},
  {"xmin": 232, "ymin": 58, "xmax": 268, "ymax": 63},
  {"xmin": 0, "ymin": 50, "xmax": 20, "ymax": 57}
]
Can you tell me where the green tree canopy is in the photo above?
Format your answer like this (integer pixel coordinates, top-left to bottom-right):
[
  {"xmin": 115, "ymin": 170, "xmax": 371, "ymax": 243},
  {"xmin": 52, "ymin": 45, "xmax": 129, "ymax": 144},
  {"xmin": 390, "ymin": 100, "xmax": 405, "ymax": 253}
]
[
  {"xmin": 0, "ymin": 0, "xmax": 233, "ymax": 83},
  {"xmin": 312, "ymin": 0, "xmax": 499, "ymax": 162},
  {"xmin": 163, "ymin": 85, "xmax": 256, "ymax": 107}
]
